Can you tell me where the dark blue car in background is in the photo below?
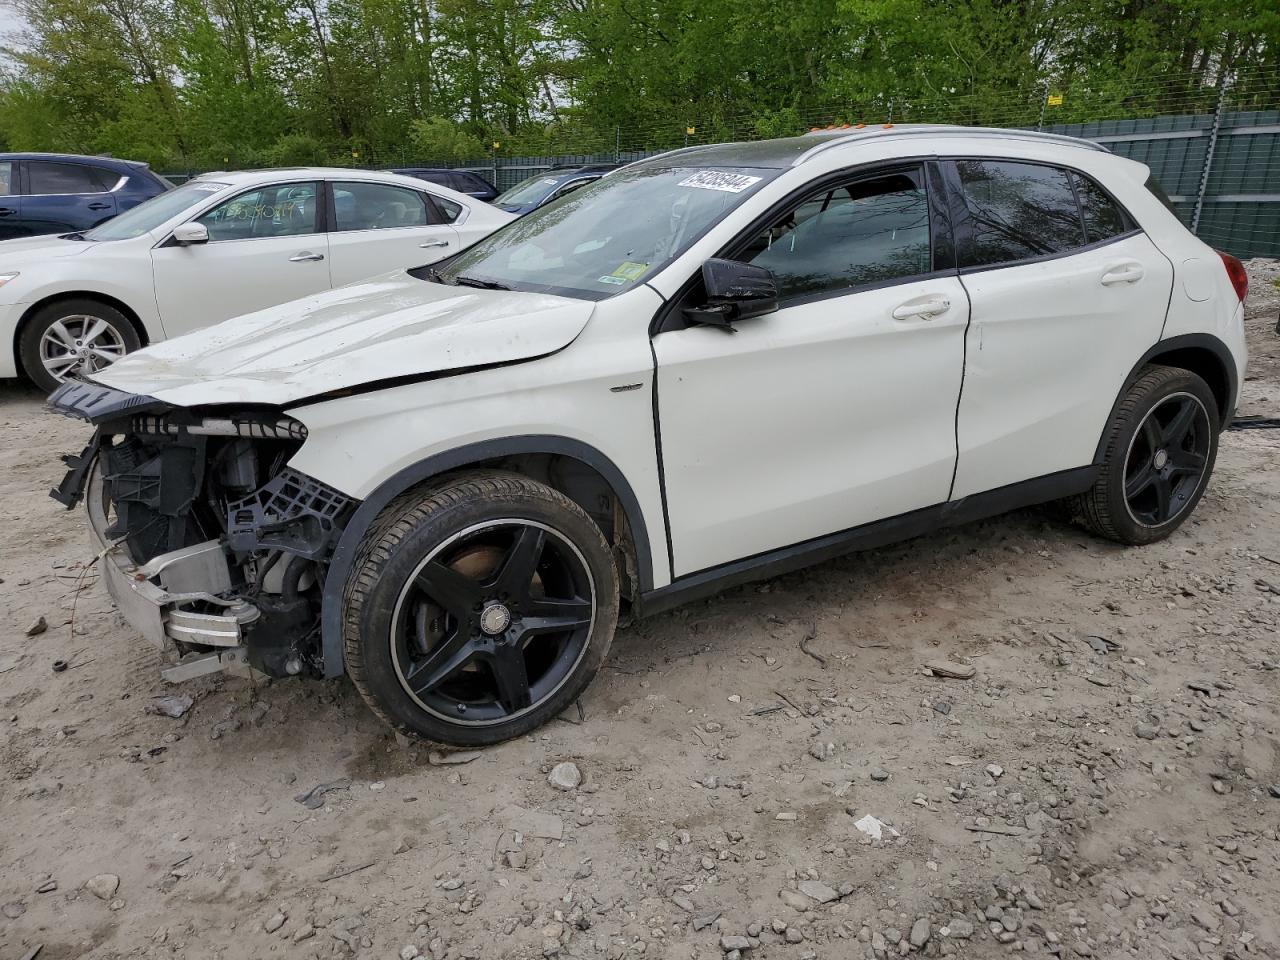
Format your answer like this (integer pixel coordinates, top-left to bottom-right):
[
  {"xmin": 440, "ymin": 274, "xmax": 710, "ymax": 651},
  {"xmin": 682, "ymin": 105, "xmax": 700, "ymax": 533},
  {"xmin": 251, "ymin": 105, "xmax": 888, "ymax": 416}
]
[
  {"xmin": 492, "ymin": 163, "xmax": 619, "ymax": 215},
  {"xmin": 0, "ymin": 153, "xmax": 170, "ymax": 239}
]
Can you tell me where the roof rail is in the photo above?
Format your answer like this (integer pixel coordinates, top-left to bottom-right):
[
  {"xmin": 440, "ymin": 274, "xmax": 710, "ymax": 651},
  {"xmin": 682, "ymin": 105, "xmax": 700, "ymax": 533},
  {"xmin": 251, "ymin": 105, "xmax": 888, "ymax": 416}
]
[{"xmin": 793, "ymin": 125, "xmax": 1108, "ymax": 166}]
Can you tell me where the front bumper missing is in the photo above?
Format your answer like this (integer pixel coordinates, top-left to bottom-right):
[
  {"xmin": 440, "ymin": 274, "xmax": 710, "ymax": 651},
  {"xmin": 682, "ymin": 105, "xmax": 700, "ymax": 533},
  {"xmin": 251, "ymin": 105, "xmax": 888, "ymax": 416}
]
[{"xmin": 87, "ymin": 465, "xmax": 262, "ymax": 682}]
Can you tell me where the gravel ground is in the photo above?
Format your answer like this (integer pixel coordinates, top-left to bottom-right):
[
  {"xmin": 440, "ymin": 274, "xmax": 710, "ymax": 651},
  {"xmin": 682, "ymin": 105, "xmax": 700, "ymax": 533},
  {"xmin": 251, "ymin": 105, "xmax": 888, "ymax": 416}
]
[{"xmin": 1, "ymin": 263, "xmax": 1278, "ymax": 960}]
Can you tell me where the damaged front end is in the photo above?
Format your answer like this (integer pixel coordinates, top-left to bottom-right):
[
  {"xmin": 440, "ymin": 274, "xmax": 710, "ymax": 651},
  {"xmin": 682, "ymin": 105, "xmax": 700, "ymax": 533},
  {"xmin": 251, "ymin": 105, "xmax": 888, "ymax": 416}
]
[{"xmin": 48, "ymin": 380, "xmax": 354, "ymax": 683}]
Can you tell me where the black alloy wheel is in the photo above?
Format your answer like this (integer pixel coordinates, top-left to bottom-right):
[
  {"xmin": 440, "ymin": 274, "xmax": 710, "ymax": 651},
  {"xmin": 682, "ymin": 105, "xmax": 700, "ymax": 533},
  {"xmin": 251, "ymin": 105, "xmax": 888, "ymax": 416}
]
[
  {"xmin": 1072, "ymin": 364, "xmax": 1219, "ymax": 545},
  {"xmin": 391, "ymin": 519, "xmax": 595, "ymax": 724},
  {"xmin": 343, "ymin": 472, "xmax": 619, "ymax": 746},
  {"xmin": 1121, "ymin": 392, "xmax": 1212, "ymax": 527}
]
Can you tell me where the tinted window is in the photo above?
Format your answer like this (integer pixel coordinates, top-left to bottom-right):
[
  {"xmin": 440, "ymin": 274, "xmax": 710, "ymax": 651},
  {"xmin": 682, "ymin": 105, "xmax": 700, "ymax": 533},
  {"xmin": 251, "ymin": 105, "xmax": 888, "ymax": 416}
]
[
  {"xmin": 198, "ymin": 183, "xmax": 318, "ymax": 241},
  {"xmin": 955, "ymin": 160, "xmax": 1084, "ymax": 267},
  {"xmin": 432, "ymin": 194, "xmax": 463, "ymax": 223},
  {"xmin": 1071, "ymin": 172, "xmax": 1128, "ymax": 243},
  {"xmin": 333, "ymin": 181, "xmax": 429, "ymax": 231},
  {"xmin": 742, "ymin": 169, "xmax": 932, "ymax": 301},
  {"xmin": 0, "ymin": 161, "xmax": 13, "ymax": 196},
  {"xmin": 28, "ymin": 161, "xmax": 108, "ymax": 195}
]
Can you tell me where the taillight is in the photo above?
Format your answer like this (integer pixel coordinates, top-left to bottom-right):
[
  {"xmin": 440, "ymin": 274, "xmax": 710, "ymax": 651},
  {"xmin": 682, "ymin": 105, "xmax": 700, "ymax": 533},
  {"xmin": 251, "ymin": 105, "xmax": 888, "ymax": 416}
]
[{"xmin": 1218, "ymin": 250, "xmax": 1248, "ymax": 303}]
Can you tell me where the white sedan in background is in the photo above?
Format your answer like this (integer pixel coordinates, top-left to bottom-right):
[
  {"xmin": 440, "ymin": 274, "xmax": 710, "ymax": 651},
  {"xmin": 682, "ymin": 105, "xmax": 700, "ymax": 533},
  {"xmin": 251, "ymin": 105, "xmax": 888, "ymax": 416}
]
[{"xmin": 0, "ymin": 167, "xmax": 514, "ymax": 391}]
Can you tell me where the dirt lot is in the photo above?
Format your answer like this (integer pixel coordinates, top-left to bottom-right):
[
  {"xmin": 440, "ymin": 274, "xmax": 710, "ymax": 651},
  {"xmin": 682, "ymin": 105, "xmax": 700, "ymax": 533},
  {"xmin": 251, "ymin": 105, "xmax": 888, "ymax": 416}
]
[{"xmin": 2, "ymin": 265, "xmax": 1279, "ymax": 960}]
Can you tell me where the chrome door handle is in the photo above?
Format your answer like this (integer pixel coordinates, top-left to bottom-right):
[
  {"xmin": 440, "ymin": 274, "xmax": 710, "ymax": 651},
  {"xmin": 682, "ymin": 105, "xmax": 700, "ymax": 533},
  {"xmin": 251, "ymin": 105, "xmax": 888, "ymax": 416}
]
[
  {"xmin": 419, "ymin": 239, "xmax": 450, "ymax": 249},
  {"xmin": 1100, "ymin": 263, "xmax": 1143, "ymax": 285},
  {"xmin": 892, "ymin": 297, "xmax": 951, "ymax": 320},
  {"xmin": 289, "ymin": 251, "xmax": 325, "ymax": 262}
]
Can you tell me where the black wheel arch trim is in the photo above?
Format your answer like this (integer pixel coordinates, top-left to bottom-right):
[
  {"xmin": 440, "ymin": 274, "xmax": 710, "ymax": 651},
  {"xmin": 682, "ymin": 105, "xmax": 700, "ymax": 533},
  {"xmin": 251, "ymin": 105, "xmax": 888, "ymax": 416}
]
[
  {"xmin": 319, "ymin": 435, "xmax": 657, "ymax": 678},
  {"xmin": 1094, "ymin": 332, "xmax": 1238, "ymax": 464}
]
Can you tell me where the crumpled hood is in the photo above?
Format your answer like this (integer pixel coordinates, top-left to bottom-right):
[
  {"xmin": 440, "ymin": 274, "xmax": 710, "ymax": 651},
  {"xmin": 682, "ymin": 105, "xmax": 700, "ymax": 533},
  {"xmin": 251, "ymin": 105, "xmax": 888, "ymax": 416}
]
[
  {"xmin": 0, "ymin": 234, "xmax": 100, "ymax": 267},
  {"xmin": 93, "ymin": 271, "xmax": 595, "ymax": 408}
]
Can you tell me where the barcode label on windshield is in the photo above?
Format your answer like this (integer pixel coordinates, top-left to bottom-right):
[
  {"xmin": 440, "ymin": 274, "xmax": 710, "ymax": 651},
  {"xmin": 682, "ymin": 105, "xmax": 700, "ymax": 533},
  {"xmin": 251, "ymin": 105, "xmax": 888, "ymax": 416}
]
[{"xmin": 677, "ymin": 171, "xmax": 762, "ymax": 193}]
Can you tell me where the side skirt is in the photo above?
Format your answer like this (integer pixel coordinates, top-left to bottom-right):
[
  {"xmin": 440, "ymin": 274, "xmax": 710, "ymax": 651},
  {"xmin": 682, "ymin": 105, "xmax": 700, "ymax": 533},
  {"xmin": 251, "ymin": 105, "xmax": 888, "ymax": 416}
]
[{"xmin": 635, "ymin": 465, "xmax": 1098, "ymax": 618}]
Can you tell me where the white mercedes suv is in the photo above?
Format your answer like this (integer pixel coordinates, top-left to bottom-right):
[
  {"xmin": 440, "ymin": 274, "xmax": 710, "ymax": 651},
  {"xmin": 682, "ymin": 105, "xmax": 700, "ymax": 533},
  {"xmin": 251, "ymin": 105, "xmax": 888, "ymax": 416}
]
[{"xmin": 48, "ymin": 125, "xmax": 1248, "ymax": 746}]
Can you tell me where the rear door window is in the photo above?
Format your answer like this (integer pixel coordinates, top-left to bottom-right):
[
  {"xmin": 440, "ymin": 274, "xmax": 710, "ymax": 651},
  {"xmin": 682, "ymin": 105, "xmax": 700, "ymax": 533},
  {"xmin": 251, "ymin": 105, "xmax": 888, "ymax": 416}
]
[
  {"xmin": 1071, "ymin": 172, "xmax": 1129, "ymax": 243},
  {"xmin": 953, "ymin": 160, "xmax": 1084, "ymax": 268},
  {"xmin": 333, "ymin": 181, "xmax": 430, "ymax": 231},
  {"xmin": 0, "ymin": 161, "xmax": 14, "ymax": 196},
  {"xmin": 27, "ymin": 161, "xmax": 110, "ymax": 195}
]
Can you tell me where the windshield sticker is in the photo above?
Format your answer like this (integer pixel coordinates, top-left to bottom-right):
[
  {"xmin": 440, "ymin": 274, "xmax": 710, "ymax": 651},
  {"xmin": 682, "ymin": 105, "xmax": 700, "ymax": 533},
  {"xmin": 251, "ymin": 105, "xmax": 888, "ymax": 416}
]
[
  {"xmin": 541, "ymin": 178, "xmax": 559, "ymax": 185},
  {"xmin": 677, "ymin": 171, "xmax": 763, "ymax": 193},
  {"xmin": 596, "ymin": 274, "xmax": 628, "ymax": 285},
  {"xmin": 609, "ymin": 261, "xmax": 649, "ymax": 281}
]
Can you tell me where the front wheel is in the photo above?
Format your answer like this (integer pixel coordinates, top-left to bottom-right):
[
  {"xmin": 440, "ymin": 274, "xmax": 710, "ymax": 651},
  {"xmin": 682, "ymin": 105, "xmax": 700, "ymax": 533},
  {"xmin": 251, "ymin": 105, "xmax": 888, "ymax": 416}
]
[
  {"xmin": 1072, "ymin": 364, "xmax": 1219, "ymax": 545},
  {"xmin": 342, "ymin": 473, "xmax": 619, "ymax": 746},
  {"xmin": 19, "ymin": 298, "xmax": 141, "ymax": 393}
]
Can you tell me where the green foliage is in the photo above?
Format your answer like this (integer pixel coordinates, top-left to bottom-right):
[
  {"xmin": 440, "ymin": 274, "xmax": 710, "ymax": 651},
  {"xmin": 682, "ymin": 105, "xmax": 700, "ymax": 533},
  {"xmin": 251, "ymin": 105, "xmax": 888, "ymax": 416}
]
[
  {"xmin": 0, "ymin": 0, "xmax": 1276, "ymax": 170},
  {"xmin": 407, "ymin": 118, "xmax": 486, "ymax": 161}
]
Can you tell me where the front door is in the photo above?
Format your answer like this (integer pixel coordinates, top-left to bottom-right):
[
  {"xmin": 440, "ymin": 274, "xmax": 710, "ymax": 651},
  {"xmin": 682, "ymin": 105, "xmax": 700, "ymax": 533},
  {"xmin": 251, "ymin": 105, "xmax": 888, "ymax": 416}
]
[
  {"xmin": 326, "ymin": 180, "xmax": 459, "ymax": 287},
  {"xmin": 945, "ymin": 159, "xmax": 1175, "ymax": 498},
  {"xmin": 654, "ymin": 164, "xmax": 969, "ymax": 576},
  {"xmin": 151, "ymin": 181, "xmax": 331, "ymax": 338}
]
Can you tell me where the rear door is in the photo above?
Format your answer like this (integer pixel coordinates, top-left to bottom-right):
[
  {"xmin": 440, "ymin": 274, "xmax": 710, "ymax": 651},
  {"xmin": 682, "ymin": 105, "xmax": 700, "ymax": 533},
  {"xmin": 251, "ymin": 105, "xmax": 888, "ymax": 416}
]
[
  {"xmin": 151, "ymin": 180, "xmax": 330, "ymax": 337},
  {"xmin": 0, "ymin": 161, "xmax": 21, "ymax": 240},
  {"xmin": 946, "ymin": 158, "xmax": 1174, "ymax": 498},
  {"xmin": 326, "ymin": 180, "xmax": 459, "ymax": 286},
  {"xmin": 22, "ymin": 160, "xmax": 117, "ymax": 234}
]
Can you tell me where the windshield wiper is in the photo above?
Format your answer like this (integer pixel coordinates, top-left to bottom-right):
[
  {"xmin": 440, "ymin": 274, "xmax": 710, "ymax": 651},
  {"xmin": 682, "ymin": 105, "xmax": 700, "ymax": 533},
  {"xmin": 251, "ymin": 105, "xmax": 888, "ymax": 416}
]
[
  {"xmin": 62, "ymin": 231, "xmax": 89, "ymax": 241},
  {"xmin": 453, "ymin": 274, "xmax": 511, "ymax": 291}
]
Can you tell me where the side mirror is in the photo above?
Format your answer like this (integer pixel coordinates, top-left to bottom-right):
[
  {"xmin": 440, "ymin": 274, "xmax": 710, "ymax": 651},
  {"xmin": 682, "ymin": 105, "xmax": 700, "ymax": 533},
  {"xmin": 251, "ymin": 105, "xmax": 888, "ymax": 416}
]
[
  {"xmin": 683, "ymin": 258, "xmax": 778, "ymax": 331},
  {"xmin": 172, "ymin": 222, "xmax": 209, "ymax": 246}
]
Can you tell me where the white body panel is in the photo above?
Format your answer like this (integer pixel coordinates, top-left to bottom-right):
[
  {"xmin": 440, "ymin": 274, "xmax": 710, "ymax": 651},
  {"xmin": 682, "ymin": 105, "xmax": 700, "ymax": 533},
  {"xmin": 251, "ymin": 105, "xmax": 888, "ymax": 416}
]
[
  {"xmin": 951, "ymin": 232, "xmax": 1174, "ymax": 497},
  {"xmin": 655, "ymin": 276, "xmax": 969, "ymax": 575},
  {"xmin": 327, "ymin": 224, "xmax": 456, "ymax": 287},
  {"xmin": 0, "ymin": 167, "xmax": 513, "ymax": 379},
  {"xmin": 152, "ymin": 233, "xmax": 332, "ymax": 338},
  {"xmin": 94, "ymin": 275, "xmax": 594, "ymax": 408},
  {"xmin": 287, "ymin": 285, "xmax": 673, "ymax": 589}
]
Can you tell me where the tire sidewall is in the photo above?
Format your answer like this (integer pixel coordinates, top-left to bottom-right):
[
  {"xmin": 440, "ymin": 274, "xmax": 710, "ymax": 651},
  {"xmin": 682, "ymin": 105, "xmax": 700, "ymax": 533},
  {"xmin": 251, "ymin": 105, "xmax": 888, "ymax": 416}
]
[
  {"xmin": 19, "ymin": 299, "xmax": 141, "ymax": 394},
  {"xmin": 1103, "ymin": 369, "xmax": 1219, "ymax": 544},
  {"xmin": 348, "ymin": 482, "xmax": 619, "ymax": 746}
]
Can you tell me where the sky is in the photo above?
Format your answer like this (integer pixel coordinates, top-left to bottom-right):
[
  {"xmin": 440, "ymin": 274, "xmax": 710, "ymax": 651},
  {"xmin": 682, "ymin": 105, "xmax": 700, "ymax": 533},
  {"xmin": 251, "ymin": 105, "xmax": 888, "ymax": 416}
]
[{"xmin": 0, "ymin": 3, "xmax": 27, "ymax": 46}]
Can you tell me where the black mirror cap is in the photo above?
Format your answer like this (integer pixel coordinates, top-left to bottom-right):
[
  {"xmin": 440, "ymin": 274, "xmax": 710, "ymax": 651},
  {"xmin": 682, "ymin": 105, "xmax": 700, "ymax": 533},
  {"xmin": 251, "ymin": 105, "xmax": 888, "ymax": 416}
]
[
  {"xmin": 702, "ymin": 257, "xmax": 776, "ymax": 301},
  {"xmin": 682, "ymin": 258, "xmax": 780, "ymax": 330}
]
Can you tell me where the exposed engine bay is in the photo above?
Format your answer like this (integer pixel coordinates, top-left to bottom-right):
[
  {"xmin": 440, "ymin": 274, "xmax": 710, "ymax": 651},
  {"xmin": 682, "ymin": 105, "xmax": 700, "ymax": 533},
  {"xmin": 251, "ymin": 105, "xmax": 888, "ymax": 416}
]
[{"xmin": 49, "ymin": 380, "xmax": 354, "ymax": 682}]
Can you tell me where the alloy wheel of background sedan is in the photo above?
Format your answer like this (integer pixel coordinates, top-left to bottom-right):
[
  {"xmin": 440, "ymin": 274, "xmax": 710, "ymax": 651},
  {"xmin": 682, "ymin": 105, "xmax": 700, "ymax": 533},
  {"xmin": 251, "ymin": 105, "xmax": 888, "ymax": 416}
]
[
  {"xmin": 1122, "ymin": 391, "xmax": 1212, "ymax": 527},
  {"xmin": 390, "ymin": 519, "xmax": 596, "ymax": 726},
  {"xmin": 39, "ymin": 314, "xmax": 129, "ymax": 383}
]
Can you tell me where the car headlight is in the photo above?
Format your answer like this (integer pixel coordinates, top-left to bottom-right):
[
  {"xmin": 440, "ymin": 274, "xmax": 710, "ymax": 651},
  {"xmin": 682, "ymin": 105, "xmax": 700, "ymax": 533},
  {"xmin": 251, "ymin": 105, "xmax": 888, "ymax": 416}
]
[{"xmin": 0, "ymin": 272, "xmax": 19, "ymax": 288}]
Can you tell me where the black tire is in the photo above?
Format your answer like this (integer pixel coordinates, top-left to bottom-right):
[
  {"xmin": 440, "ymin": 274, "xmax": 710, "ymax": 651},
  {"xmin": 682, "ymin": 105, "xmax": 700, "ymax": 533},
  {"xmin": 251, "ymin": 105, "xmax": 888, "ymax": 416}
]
[
  {"xmin": 1072, "ymin": 364, "xmax": 1219, "ymax": 545},
  {"xmin": 19, "ymin": 298, "xmax": 141, "ymax": 394},
  {"xmin": 342, "ymin": 472, "xmax": 619, "ymax": 746}
]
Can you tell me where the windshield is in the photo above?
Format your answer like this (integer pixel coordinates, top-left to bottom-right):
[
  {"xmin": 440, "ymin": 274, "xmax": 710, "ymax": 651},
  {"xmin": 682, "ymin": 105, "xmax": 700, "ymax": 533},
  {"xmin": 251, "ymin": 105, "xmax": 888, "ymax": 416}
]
[
  {"xmin": 495, "ymin": 173, "xmax": 565, "ymax": 207},
  {"xmin": 439, "ymin": 166, "xmax": 775, "ymax": 298},
  {"xmin": 85, "ymin": 180, "xmax": 231, "ymax": 241}
]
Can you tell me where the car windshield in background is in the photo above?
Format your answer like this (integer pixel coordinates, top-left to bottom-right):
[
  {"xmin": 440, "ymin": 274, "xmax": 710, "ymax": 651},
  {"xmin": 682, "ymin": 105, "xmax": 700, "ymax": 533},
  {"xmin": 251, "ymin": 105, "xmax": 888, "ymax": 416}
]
[
  {"xmin": 495, "ymin": 174, "xmax": 564, "ymax": 206},
  {"xmin": 437, "ymin": 166, "xmax": 776, "ymax": 298},
  {"xmin": 84, "ymin": 180, "xmax": 230, "ymax": 241}
]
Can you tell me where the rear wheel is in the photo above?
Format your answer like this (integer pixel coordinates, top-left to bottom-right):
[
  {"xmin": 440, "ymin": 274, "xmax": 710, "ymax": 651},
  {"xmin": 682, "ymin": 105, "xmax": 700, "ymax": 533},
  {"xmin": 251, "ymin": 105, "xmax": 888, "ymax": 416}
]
[
  {"xmin": 19, "ymin": 298, "xmax": 140, "ymax": 393},
  {"xmin": 342, "ymin": 473, "xmax": 619, "ymax": 746},
  {"xmin": 1073, "ymin": 365, "xmax": 1218, "ymax": 545}
]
